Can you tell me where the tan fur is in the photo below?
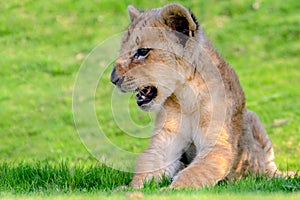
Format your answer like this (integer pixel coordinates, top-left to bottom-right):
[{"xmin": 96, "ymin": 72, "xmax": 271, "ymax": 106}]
[{"xmin": 111, "ymin": 3, "xmax": 288, "ymax": 189}]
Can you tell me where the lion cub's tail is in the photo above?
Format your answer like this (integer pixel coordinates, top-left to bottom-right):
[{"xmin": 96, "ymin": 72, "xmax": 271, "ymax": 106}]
[
  {"xmin": 275, "ymin": 170, "xmax": 300, "ymax": 178},
  {"xmin": 247, "ymin": 110, "xmax": 299, "ymax": 178}
]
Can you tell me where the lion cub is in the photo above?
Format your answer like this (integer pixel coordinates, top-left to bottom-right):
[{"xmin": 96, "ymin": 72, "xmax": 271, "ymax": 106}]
[{"xmin": 110, "ymin": 3, "xmax": 280, "ymax": 188}]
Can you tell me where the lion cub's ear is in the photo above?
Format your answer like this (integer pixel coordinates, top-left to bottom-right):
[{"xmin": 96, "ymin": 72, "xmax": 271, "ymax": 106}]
[
  {"xmin": 128, "ymin": 5, "xmax": 141, "ymax": 22},
  {"xmin": 160, "ymin": 3, "xmax": 198, "ymax": 37}
]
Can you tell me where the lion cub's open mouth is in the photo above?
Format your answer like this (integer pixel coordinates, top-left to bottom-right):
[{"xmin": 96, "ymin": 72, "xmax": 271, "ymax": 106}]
[{"xmin": 135, "ymin": 86, "xmax": 157, "ymax": 106}]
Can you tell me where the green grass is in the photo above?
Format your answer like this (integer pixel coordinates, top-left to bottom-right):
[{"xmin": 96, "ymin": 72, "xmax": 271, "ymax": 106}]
[
  {"xmin": 0, "ymin": 162, "xmax": 131, "ymax": 193},
  {"xmin": 0, "ymin": 0, "xmax": 299, "ymax": 198},
  {"xmin": 0, "ymin": 162, "xmax": 299, "ymax": 195}
]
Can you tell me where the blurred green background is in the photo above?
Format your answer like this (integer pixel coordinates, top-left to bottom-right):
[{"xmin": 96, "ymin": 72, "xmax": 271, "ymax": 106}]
[{"xmin": 0, "ymin": 0, "xmax": 299, "ymax": 170}]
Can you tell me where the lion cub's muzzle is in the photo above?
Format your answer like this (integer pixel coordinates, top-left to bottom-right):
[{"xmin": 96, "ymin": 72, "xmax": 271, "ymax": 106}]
[
  {"xmin": 135, "ymin": 86, "xmax": 157, "ymax": 106},
  {"xmin": 110, "ymin": 68, "xmax": 123, "ymax": 86},
  {"xmin": 110, "ymin": 68, "xmax": 158, "ymax": 107}
]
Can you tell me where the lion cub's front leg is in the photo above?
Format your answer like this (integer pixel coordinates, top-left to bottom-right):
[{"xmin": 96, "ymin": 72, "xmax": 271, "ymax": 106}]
[
  {"xmin": 130, "ymin": 129, "xmax": 188, "ymax": 188},
  {"xmin": 130, "ymin": 104, "xmax": 190, "ymax": 188},
  {"xmin": 170, "ymin": 127, "xmax": 233, "ymax": 189}
]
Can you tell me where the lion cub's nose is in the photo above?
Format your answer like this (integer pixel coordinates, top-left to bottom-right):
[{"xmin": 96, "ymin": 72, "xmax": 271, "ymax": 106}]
[{"xmin": 110, "ymin": 68, "xmax": 121, "ymax": 85}]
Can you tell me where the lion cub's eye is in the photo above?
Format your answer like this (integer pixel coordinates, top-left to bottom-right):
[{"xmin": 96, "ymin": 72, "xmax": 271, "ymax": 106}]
[{"xmin": 134, "ymin": 48, "xmax": 151, "ymax": 59}]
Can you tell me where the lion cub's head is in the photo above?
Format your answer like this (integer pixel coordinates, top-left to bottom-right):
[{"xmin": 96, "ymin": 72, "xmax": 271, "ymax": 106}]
[{"xmin": 111, "ymin": 3, "xmax": 199, "ymax": 111}]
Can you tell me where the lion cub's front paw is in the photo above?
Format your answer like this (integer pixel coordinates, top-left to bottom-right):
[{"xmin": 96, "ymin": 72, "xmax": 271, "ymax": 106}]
[
  {"xmin": 170, "ymin": 171, "xmax": 208, "ymax": 189},
  {"xmin": 130, "ymin": 179, "xmax": 144, "ymax": 189},
  {"xmin": 170, "ymin": 175, "xmax": 193, "ymax": 189}
]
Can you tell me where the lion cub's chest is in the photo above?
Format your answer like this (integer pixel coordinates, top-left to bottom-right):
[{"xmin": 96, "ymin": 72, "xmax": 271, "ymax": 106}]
[{"xmin": 173, "ymin": 110, "xmax": 204, "ymax": 151}]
